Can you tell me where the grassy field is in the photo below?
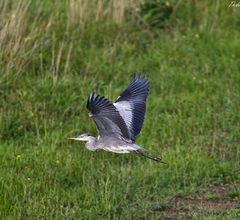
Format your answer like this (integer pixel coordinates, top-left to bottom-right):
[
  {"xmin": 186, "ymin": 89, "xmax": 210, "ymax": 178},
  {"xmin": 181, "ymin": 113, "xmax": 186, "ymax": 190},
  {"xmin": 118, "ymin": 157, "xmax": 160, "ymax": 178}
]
[{"xmin": 0, "ymin": 0, "xmax": 240, "ymax": 219}]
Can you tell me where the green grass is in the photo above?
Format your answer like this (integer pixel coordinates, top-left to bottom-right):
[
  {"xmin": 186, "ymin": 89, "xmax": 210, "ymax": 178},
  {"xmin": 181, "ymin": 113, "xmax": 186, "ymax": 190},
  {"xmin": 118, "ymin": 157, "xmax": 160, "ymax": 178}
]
[{"xmin": 0, "ymin": 0, "xmax": 240, "ymax": 219}]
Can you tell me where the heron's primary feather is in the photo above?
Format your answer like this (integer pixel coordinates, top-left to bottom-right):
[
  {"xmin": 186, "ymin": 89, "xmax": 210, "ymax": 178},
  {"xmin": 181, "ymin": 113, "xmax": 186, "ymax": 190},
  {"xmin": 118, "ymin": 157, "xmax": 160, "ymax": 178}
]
[
  {"xmin": 87, "ymin": 93, "xmax": 131, "ymax": 140},
  {"xmin": 114, "ymin": 76, "xmax": 149, "ymax": 142}
]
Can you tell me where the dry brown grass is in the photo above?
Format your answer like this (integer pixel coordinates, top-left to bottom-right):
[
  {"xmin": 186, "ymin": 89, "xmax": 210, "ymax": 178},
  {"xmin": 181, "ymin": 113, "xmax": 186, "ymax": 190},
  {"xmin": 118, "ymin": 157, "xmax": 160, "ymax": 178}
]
[
  {"xmin": 0, "ymin": 0, "xmax": 140, "ymax": 83},
  {"xmin": 67, "ymin": 0, "xmax": 140, "ymax": 28},
  {"xmin": 0, "ymin": 1, "xmax": 49, "ymax": 82}
]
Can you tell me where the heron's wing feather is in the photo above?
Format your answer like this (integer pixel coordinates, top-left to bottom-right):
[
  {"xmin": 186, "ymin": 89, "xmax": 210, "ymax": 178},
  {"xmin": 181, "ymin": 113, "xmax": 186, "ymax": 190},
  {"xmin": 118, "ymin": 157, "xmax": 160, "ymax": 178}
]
[
  {"xmin": 87, "ymin": 93, "xmax": 130, "ymax": 140},
  {"xmin": 114, "ymin": 76, "xmax": 149, "ymax": 141}
]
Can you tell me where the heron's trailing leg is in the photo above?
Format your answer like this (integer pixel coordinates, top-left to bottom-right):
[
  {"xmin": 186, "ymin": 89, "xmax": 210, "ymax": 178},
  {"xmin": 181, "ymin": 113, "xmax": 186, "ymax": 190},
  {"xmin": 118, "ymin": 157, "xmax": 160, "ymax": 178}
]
[{"xmin": 135, "ymin": 151, "xmax": 165, "ymax": 163}]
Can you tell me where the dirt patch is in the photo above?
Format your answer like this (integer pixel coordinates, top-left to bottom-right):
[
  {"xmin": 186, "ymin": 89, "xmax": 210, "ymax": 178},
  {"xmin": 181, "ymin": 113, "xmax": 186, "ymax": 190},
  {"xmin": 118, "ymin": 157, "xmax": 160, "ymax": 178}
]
[
  {"xmin": 174, "ymin": 198, "xmax": 240, "ymax": 209},
  {"xmin": 158, "ymin": 183, "xmax": 240, "ymax": 219},
  {"xmin": 199, "ymin": 185, "xmax": 228, "ymax": 197},
  {"xmin": 197, "ymin": 182, "xmax": 240, "ymax": 199}
]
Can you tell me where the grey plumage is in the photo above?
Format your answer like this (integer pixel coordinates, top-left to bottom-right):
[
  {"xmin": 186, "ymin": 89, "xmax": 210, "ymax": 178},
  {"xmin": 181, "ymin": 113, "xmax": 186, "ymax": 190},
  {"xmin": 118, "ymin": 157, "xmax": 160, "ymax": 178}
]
[{"xmin": 68, "ymin": 76, "xmax": 164, "ymax": 163}]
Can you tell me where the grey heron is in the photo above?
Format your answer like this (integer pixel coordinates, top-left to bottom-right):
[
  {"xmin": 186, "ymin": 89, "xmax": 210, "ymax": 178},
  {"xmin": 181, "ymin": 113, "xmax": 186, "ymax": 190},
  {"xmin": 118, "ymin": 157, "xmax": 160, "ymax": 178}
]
[{"xmin": 68, "ymin": 76, "xmax": 164, "ymax": 163}]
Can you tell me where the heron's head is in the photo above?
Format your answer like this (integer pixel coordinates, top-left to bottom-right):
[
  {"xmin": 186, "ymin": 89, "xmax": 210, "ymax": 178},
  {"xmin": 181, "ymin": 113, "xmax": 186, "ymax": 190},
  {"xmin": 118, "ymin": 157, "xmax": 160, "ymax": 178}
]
[{"xmin": 67, "ymin": 133, "xmax": 93, "ymax": 142}]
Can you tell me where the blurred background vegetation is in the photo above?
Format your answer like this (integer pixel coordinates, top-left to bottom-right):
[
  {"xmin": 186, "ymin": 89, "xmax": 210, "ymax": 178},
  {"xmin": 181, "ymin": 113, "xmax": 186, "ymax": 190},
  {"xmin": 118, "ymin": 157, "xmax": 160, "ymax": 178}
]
[{"xmin": 0, "ymin": 0, "xmax": 239, "ymax": 219}]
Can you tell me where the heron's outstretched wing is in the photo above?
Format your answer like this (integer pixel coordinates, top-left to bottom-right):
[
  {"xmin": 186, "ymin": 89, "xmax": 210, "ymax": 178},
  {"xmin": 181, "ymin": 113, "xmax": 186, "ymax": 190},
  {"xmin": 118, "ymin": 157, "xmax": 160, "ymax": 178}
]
[
  {"xmin": 87, "ymin": 93, "xmax": 130, "ymax": 140},
  {"xmin": 114, "ymin": 76, "xmax": 149, "ymax": 142}
]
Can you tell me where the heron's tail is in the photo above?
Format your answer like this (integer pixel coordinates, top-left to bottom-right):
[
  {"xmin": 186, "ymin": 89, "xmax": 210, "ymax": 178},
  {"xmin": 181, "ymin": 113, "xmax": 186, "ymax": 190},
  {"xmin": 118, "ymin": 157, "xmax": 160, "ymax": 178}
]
[{"xmin": 135, "ymin": 151, "xmax": 165, "ymax": 163}]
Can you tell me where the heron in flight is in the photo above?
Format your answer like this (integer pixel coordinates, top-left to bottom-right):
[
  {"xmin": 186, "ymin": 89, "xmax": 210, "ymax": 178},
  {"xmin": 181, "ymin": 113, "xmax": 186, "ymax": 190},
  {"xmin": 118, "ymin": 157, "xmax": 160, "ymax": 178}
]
[{"xmin": 68, "ymin": 76, "xmax": 164, "ymax": 163}]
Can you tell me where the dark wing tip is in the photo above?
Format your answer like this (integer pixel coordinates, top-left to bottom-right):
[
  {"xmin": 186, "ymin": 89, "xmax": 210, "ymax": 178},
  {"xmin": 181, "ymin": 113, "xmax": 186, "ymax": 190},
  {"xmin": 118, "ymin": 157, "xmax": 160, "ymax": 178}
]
[
  {"xmin": 116, "ymin": 75, "xmax": 149, "ymax": 103},
  {"xmin": 130, "ymin": 75, "xmax": 149, "ymax": 92},
  {"xmin": 87, "ymin": 92, "xmax": 112, "ymax": 115},
  {"xmin": 132, "ymin": 74, "xmax": 149, "ymax": 83},
  {"xmin": 87, "ymin": 92, "xmax": 95, "ymax": 110}
]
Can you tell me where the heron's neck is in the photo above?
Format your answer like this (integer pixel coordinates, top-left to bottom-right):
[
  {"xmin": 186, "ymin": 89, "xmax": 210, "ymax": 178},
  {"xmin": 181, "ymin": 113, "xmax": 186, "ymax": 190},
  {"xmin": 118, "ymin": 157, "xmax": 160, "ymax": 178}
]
[
  {"xmin": 85, "ymin": 136, "xmax": 97, "ymax": 151},
  {"xmin": 86, "ymin": 136, "xmax": 96, "ymax": 143}
]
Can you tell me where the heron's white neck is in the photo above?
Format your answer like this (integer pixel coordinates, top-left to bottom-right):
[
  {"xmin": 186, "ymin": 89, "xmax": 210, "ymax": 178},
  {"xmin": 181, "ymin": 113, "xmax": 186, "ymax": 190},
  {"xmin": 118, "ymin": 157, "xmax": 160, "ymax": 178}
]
[
  {"xmin": 68, "ymin": 135, "xmax": 97, "ymax": 151},
  {"xmin": 85, "ymin": 136, "xmax": 97, "ymax": 151}
]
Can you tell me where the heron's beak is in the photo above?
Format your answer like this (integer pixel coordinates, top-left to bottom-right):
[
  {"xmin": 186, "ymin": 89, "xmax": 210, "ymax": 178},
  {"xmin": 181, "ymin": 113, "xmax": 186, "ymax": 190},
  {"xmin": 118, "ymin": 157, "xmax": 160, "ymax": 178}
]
[{"xmin": 67, "ymin": 136, "xmax": 79, "ymax": 140}]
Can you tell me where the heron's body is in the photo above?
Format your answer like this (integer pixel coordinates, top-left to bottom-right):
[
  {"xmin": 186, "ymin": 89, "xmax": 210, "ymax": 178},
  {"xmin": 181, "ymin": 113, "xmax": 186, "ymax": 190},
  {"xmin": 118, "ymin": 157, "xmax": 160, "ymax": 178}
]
[
  {"xmin": 68, "ymin": 76, "xmax": 164, "ymax": 162},
  {"xmin": 85, "ymin": 136, "xmax": 145, "ymax": 153}
]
